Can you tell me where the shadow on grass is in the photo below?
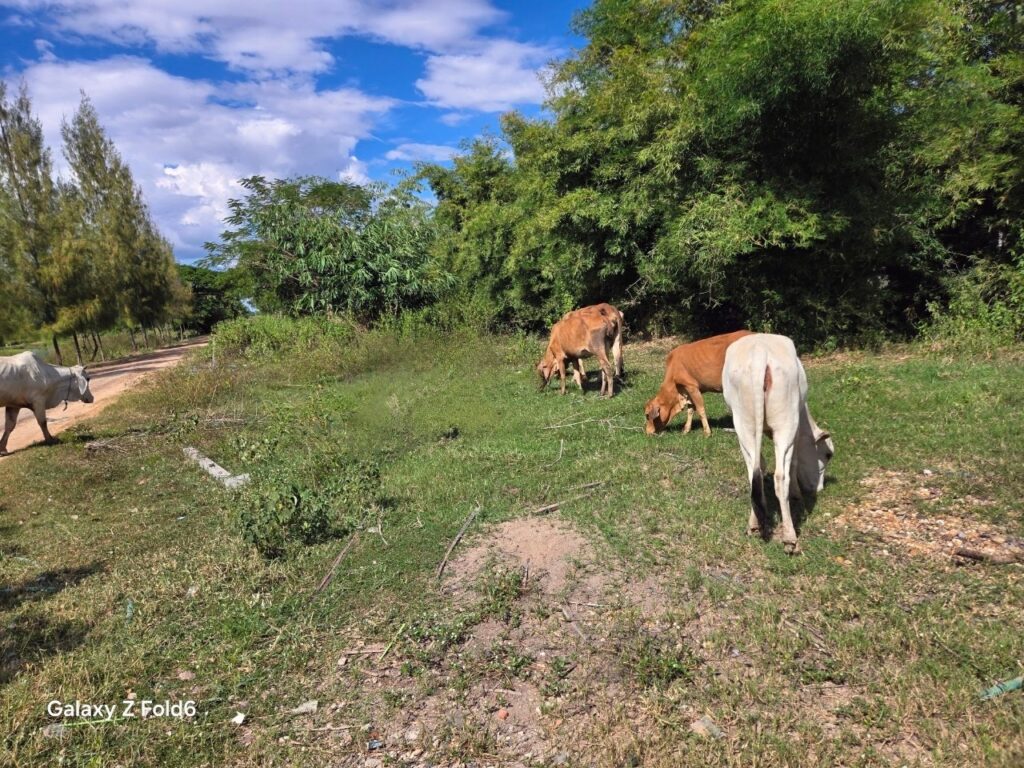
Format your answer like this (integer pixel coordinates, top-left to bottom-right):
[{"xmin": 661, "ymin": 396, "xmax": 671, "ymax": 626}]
[
  {"xmin": 0, "ymin": 613, "xmax": 92, "ymax": 685},
  {"xmin": 0, "ymin": 561, "xmax": 105, "ymax": 612},
  {"xmin": 0, "ymin": 561, "xmax": 102, "ymax": 685}
]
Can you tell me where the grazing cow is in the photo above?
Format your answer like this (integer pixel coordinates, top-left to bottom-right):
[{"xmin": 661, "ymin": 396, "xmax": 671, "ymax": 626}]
[
  {"xmin": 644, "ymin": 330, "xmax": 753, "ymax": 436},
  {"xmin": 0, "ymin": 351, "xmax": 94, "ymax": 455},
  {"xmin": 537, "ymin": 308, "xmax": 618, "ymax": 397},
  {"xmin": 722, "ymin": 334, "xmax": 834, "ymax": 554},
  {"xmin": 563, "ymin": 303, "xmax": 626, "ymax": 378}
]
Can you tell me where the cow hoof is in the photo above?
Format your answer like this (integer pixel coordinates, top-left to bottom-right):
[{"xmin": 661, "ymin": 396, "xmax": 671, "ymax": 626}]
[
  {"xmin": 0, "ymin": 450, "xmax": 8, "ymax": 457},
  {"xmin": 747, "ymin": 526, "xmax": 761, "ymax": 536},
  {"xmin": 703, "ymin": 429, "xmax": 712, "ymax": 437},
  {"xmin": 783, "ymin": 541, "xmax": 801, "ymax": 555}
]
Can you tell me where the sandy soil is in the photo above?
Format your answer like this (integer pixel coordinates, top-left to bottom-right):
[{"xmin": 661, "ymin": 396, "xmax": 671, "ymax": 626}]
[{"xmin": 2, "ymin": 338, "xmax": 207, "ymax": 456}]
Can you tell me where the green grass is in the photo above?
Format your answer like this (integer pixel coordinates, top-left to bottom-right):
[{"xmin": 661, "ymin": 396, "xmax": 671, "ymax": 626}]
[{"xmin": 1, "ymin": 326, "xmax": 1023, "ymax": 766}]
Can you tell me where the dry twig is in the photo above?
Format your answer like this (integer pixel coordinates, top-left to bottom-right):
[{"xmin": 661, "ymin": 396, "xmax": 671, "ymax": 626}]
[{"xmin": 436, "ymin": 503, "xmax": 482, "ymax": 580}]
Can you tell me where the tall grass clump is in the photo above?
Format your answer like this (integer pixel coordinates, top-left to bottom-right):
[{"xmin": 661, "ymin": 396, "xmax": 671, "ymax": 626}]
[
  {"xmin": 925, "ymin": 259, "xmax": 1024, "ymax": 350},
  {"xmin": 212, "ymin": 314, "xmax": 358, "ymax": 358}
]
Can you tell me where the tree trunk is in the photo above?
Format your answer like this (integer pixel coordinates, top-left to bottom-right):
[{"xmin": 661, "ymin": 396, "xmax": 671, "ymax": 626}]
[
  {"xmin": 129, "ymin": 327, "xmax": 137, "ymax": 352},
  {"xmin": 52, "ymin": 334, "xmax": 63, "ymax": 366},
  {"xmin": 72, "ymin": 331, "xmax": 84, "ymax": 365},
  {"xmin": 142, "ymin": 326, "xmax": 150, "ymax": 347},
  {"xmin": 95, "ymin": 332, "xmax": 106, "ymax": 361}
]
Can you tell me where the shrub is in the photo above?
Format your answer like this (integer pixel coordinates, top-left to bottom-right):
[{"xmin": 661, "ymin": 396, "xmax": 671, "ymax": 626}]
[
  {"xmin": 236, "ymin": 451, "xmax": 383, "ymax": 558},
  {"xmin": 212, "ymin": 314, "xmax": 357, "ymax": 358},
  {"xmin": 925, "ymin": 258, "xmax": 1024, "ymax": 349}
]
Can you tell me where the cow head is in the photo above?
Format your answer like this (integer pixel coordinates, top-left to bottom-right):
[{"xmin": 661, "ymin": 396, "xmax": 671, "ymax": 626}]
[
  {"xmin": 644, "ymin": 390, "xmax": 691, "ymax": 435},
  {"xmin": 813, "ymin": 428, "xmax": 834, "ymax": 492},
  {"xmin": 71, "ymin": 365, "xmax": 94, "ymax": 404},
  {"xmin": 536, "ymin": 352, "xmax": 556, "ymax": 389}
]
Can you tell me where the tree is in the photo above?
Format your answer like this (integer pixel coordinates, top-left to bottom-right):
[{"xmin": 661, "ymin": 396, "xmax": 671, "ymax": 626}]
[
  {"xmin": 176, "ymin": 264, "xmax": 248, "ymax": 333},
  {"xmin": 0, "ymin": 82, "xmax": 62, "ymax": 357},
  {"xmin": 61, "ymin": 96, "xmax": 182, "ymax": 342},
  {"xmin": 420, "ymin": 0, "xmax": 1024, "ymax": 345},
  {"xmin": 205, "ymin": 176, "xmax": 451, "ymax": 322}
]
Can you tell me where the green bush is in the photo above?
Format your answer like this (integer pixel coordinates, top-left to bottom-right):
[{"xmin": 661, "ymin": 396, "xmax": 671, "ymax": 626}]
[
  {"xmin": 926, "ymin": 258, "xmax": 1024, "ymax": 349},
  {"xmin": 236, "ymin": 450, "xmax": 383, "ymax": 558},
  {"xmin": 212, "ymin": 313, "xmax": 356, "ymax": 358}
]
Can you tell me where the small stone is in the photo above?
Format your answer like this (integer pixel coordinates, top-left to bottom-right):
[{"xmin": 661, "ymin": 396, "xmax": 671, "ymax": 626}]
[
  {"xmin": 40, "ymin": 724, "xmax": 67, "ymax": 739},
  {"xmin": 404, "ymin": 725, "xmax": 422, "ymax": 742},
  {"xmin": 496, "ymin": 708, "xmax": 509, "ymax": 721},
  {"xmin": 690, "ymin": 715, "xmax": 723, "ymax": 739},
  {"xmin": 289, "ymin": 699, "xmax": 318, "ymax": 716}
]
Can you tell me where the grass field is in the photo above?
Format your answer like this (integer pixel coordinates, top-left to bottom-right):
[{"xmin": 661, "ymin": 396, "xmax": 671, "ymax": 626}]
[{"xmin": 1, "ymin": 324, "xmax": 1022, "ymax": 767}]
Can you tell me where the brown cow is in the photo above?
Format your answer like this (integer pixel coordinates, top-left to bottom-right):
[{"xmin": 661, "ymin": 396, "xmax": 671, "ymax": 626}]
[
  {"xmin": 537, "ymin": 308, "xmax": 618, "ymax": 397},
  {"xmin": 644, "ymin": 330, "xmax": 753, "ymax": 436},
  {"xmin": 563, "ymin": 303, "xmax": 625, "ymax": 378}
]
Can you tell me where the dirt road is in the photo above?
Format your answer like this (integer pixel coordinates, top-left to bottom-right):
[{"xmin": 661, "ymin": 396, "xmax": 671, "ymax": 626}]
[{"xmin": 2, "ymin": 338, "xmax": 207, "ymax": 456}]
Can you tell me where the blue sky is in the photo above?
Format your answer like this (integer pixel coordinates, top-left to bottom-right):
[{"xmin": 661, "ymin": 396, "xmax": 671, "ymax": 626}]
[{"xmin": 0, "ymin": 0, "xmax": 588, "ymax": 262}]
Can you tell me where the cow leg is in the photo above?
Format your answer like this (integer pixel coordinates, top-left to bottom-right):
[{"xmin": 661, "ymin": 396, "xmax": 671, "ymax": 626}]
[
  {"xmin": 773, "ymin": 432, "xmax": 800, "ymax": 554},
  {"xmin": 32, "ymin": 402, "xmax": 56, "ymax": 445},
  {"xmin": 557, "ymin": 359, "xmax": 567, "ymax": 395},
  {"xmin": 612, "ymin": 328, "xmax": 624, "ymax": 378},
  {"xmin": 683, "ymin": 406, "xmax": 694, "ymax": 434},
  {"xmin": 731, "ymin": 405, "xmax": 765, "ymax": 536},
  {"xmin": 571, "ymin": 359, "xmax": 585, "ymax": 391},
  {"xmin": 0, "ymin": 406, "xmax": 19, "ymax": 455},
  {"xmin": 595, "ymin": 347, "xmax": 614, "ymax": 397},
  {"xmin": 684, "ymin": 388, "xmax": 711, "ymax": 436}
]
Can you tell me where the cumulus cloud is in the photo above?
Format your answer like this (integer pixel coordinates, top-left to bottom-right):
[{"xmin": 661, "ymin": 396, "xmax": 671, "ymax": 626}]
[
  {"xmin": 384, "ymin": 142, "xmax": 458, "ymax": 163},
  {"xmin": 15, "ymin": 56, "xmax": 394, "ymax": 257},
  {"xmin": 6, "ymin": 0, "xmax": 506, "ymax": 73},
  {"xmin": 416, "ymin": 40, "xmax": 552, "ymax": 112}
]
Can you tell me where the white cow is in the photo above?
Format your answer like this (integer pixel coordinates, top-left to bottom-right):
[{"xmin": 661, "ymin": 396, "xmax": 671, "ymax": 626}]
[
  {"xmin": 0, "ymin": 351, "xmax": 94, "ymax": 455},
  {"xmin": 722, "ymin": 334, "xmax": 833, "ymax": 554}
]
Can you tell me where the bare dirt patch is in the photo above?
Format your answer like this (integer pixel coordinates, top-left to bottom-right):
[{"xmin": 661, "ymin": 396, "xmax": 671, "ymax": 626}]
[
  {"xmin": 325, "ymin": 516, "xmax": 684, "ymax": 767},
  {"xmin": 833, "ymin": 469, "xmax": 1024, "ymax": 564}
]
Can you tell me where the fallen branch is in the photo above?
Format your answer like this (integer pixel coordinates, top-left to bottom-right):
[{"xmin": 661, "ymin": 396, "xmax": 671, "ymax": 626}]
[
  {"xmin": 378, "ymin": 622, "xmax": 407, "ymax": 662},
  {"xmin": 560, "ymin": 605, "xmax": 588, "ymax": 642},
  {"xmin": 530, "ymin": 489, "xmax": 597, "ymax": 515},
  {"xmin": 436, "ymin": 504, "xmax": 482, "ymax": 580},
  {"xmin": 337, "ymin": 646, "xmax": 386, "ymax": 656},
  {"xmin": 312, "ymin": 532, "xmax": 361, "ymax": 598},
  {"xmin": 953, "ymin": 547, "xmax": 1024, "ymax": 565}
]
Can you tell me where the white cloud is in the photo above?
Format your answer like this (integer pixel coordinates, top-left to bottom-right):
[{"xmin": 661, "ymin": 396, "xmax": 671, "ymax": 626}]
[
  {"xmin": 416, "ymin": 40, "xmax": 552, "ymax": 112},
  {"xmin": 7, "ymin": 0, "xmax": 506, "ymax": 73},
  {"xmin": 13, "ymin": 56, "xmax": 394, "ymax": 257},
  {"xmin": 384, "ymin": 142, "xmax": 458, "ymax": 163}
]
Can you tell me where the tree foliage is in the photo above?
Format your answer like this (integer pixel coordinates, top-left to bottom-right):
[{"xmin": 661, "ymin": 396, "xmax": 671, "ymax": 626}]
[
  {"xmin": 418, "ymin": 0, "xmax": 1024, "ymax": 345},
  {"xmin": 1, "ymin": 85, "xmax": 184, "ymax": 354},
  {"xmin": 204, "ymin": 176, "xmax": 452, "ymax": 322}
]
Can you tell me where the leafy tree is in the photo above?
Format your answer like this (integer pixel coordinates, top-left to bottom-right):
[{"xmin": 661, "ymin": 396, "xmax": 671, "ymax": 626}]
[
  {"xmin": 205, "ymin": 176, "xmax": 452, "ymax": 322},
  {"xmin": 420, "ymin": 0, "xmax": 1024, "ymax": 346},
  {"xmin": 176, "ymin": 264, "xmax": 248, "ymax": 333},
  {"xmin": 0, "ymin": 82, "xmax": 63, "ymax": 356}
]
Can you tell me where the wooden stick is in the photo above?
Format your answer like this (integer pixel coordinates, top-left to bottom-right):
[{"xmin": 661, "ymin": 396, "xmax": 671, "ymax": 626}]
[
  {"xmin": 953, "ymin": 547, "xmax": 1024, "ymax": 565},
  {"xmin": 378, "ymin": 622, "xmax": 407, "ymax": 662},
  {"xmin": 436, "ymin": 504, "xmax": 482, "ymax": 580},
  {"xmin": 560, "ymin": 605, "xmax": 588, "ymax": 642},
  {"xmin": 530, "ymin": 489, "xmax": 597, "ymax": 515},
  {"xmin": 312, "ymin": 532, "xmax": 360, "ymax": 598}
]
